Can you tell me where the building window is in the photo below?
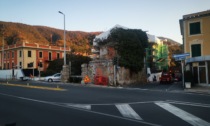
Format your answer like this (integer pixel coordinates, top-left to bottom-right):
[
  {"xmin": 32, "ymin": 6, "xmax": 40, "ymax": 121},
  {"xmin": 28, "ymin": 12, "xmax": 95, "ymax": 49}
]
[
  {"xmin": 189, "ymin": 22, "xmax": 201, "ymax": 35},
  {"xmin": 7, "ymin": 63, "xmax": 9, "ymax": 69},
  {"xmin": 57, "ymin": 53, "xmax": 60, "ymax": 59},
  {"xmin": 27, "ymin": 62, "xmax": 33, "ymax": 68},
  {"xmin": 191, "ymin": 44, "xmax": 201, "ymax": 57},
  {"xmin": 19, "ymin": 51, "xmax": 22, "ymax": 57},
  {"xmin": 12, "ymin": 51, "xmax": 14, "ymax": 58},
  {"xmin": 4, "ymin": 63, "xmax": 6, "ymax": 69},
  {"xmin": 39, "ymin": 51, "xmax": 43, "ymax": 58},
  {"xmin": 19, "ymin": 62, "xmax": 22, "ymax": 68},
  {"xmin": 49, "ymin": 52, "xmax": 52, "ymax": 61},
  {"xmin": 12, "ymin": 62, "xmax": 14, "ymax": 68},
  {"xmin": 38, "ymin": 62, "xmax": 43, "ymax": 67},
  {"xmin": 28, "ymin": 51, "xmax": 32, "ymax": 57},
  {"xmin": 4, "ymin": 52, "xmax": 6, "ymax": 59},
  {"xmin": 7, "ymin": 52, "xmax": 10, "ymax": 59}
]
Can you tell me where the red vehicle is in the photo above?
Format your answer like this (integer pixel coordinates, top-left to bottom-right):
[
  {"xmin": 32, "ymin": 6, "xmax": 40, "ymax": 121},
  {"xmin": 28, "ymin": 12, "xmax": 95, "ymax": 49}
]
[{"xmin": 159, "ymin": 72, "xmax": 173, "ymax": 84}]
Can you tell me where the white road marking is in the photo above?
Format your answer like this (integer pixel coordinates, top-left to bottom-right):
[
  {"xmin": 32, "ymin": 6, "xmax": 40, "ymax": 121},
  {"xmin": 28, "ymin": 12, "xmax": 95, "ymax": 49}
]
[
  {"xmin": 155, "ymin": 102, "xmax": 210, "ymax": 126},
  {"xmin": 115, "ymin": 104, "xmax": 142, "ymax": 120},
  {"xmin": 66, "ymin": 104, "xmax": 91, "ymax": 110},
  {"xmin": 81, "ymin": 100, "xmax": 161, "ymax": 106},
  {"xmin": 166, "ymin": 100, "xmax": 210, "ymax": 108},
  {"xmin": 0, "ymin": 92, "xmax": 160, "ymax": 126}
]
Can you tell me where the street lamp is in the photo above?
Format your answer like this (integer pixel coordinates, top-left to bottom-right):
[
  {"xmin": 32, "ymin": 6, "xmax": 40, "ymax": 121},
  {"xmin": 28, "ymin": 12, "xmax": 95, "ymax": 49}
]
[
  {"xmin": 58, "ymin": 11, "xmax": 69, "ymax": 83},
  {"xmin": 58, "ymin": 11, "xmax": 66, "ymax": 65}
]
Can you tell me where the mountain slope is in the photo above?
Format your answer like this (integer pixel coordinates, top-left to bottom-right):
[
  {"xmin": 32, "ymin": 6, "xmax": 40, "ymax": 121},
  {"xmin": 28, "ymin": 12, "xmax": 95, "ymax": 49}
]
[{"xmin": 0, "ymin": 21, "xmax": 100, "ymax": 53}]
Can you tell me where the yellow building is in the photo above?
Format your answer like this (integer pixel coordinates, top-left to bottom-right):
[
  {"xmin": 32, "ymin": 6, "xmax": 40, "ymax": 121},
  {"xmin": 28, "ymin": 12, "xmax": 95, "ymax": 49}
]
[{"xmin": 180, "ymin": 10, "xmax": 210, "ymax": 85}]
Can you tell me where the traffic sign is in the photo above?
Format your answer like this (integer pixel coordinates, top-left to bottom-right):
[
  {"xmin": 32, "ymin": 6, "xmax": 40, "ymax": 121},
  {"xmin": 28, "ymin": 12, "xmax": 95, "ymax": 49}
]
[
  {"xmin": 173, "ymin": 53, "xmax": 190, "ymax": 61},
  {"xmin": 173, "ymin": 53, "xmax": 190, "ymax": 58},
  {"xmin": 174, "ymin": 57, "xmax": 185, "ymax": 61}
]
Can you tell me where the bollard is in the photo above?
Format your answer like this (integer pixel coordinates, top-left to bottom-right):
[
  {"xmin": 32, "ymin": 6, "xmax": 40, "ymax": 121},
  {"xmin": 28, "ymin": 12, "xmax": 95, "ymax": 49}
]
[
  {"xmin": 27, "ymin": 83, "xmax": 29, "ymax": 86},
  {"xmin": 57, "ymin": 85, "xmax": 59, "ymax": 89}
]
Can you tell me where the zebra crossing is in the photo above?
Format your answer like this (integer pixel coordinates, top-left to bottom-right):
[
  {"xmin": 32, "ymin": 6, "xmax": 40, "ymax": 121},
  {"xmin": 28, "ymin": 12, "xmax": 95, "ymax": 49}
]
[
  {"xmin": 155, "ymin": 102, "xmax": 210, "ymax": 126},
  {"xmin": 64, "ymin": 101, "xmax": 210, "ymax": 126},
  {"xmin": 1, "ymin": 91, "xmax": 209, "ymax": 126},
  {"xmin": 116, "ymin": 103, "xmax": 143, "ymax": 120}
]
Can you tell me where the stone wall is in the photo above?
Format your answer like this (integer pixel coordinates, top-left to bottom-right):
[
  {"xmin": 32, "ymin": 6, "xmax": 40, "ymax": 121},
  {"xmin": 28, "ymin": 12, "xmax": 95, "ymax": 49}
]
[{"xmin": 81, "ymin": 59, "xmax": 147, "ymax": 85}]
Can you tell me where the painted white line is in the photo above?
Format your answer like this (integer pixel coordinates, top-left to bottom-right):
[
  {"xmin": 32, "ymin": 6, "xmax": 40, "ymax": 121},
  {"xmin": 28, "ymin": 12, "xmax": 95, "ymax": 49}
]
[
  {"xmin": 75, "ymin": 100, "xmax": 160, "ymax": 106},
  {"xmin": 115, "ymin": 104, "xmax": 142, "ymax": 120},
  {"xmin": 0, "ymin": 92, "xmax": 160, "ymax": 126},
  {"xmin": 166, "ymin": 100, "xmax": 210, "ymax": 108},
  {"xmin": 66, "ymin": 104, "xmax": 91, "ymax": 110},
  {"xmin": 155, "ymin": 102, "xmax": 210, "ymax": 126}
]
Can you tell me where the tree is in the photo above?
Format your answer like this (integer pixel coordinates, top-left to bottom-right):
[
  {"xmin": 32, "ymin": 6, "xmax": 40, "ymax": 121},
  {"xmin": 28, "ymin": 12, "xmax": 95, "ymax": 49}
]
[
  {"xmin": 67, "ymin": 54, "xmax": 91, "ymax": 75},
  {"xmin": 168, "ymin": 44, "xmax": 183, "ymax": 68},
  {"xmin": 98, "ymin": 28, "xmax": 148, "ymax": 73},
  {"xmin": 44, "ymin": 54, "xmax": 91, "ymax": 76}
]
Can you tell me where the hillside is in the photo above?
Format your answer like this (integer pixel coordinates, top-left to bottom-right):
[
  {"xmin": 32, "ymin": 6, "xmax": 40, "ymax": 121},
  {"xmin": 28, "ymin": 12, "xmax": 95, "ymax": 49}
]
[
  {"xmin": 0, "ymin": 21, "xmax": 183, "ymax": 56},
  {"xmin": 0, "ymin": 21, "xmax": 101, "ymax": 54}
]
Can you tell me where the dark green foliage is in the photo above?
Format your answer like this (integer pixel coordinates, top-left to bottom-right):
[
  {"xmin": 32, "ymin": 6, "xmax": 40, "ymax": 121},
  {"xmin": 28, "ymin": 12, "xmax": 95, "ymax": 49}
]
[
  {"xmin": 40, "ymin": 69, "xmax": 56, "ymax": 76},
  {"xmin": 68, "ymin": 54, "xmax": 91, "ymax": 75},
  {"xmin": 69, "ymin": 76, "xmax": 82, "ymax": 83},
  {"xmin": 99, "ymin": 28, "xmax": 148, "ymax": 73},
  {"xmin": 51, "ymin": 33, "xmax": 61, "ymax": 44},
  {"xmin": 44, "ymin": 54, "xmax": 91, "ymax": 76},
  {"xmin": 46, "ymin": 59, "xmax": 64, "ymax": 74}
]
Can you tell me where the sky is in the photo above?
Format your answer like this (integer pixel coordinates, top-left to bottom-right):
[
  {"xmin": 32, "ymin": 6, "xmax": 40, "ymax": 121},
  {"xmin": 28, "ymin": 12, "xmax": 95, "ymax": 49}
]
[{"xmin": 1, "ymin": 0, "xmax": 210, "ymax": 44}]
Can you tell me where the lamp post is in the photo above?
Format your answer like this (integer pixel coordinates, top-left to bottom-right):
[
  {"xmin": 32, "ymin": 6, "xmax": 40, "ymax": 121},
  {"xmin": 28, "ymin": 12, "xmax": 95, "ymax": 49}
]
[
  {"xmin": 58, "ymin": 11, "xmax": 69, "ymax": 83},
  {"xmin": 58, "ymin": 11, "xmax": 66, "ymax": 65}
]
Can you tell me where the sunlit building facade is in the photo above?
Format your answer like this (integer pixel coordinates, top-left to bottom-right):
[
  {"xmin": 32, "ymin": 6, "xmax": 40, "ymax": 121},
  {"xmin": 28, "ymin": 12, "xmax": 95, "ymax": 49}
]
[
  {"xmin": 180, "ymin": 10, "xmax": 210, "ymax": 85},
  {"xmin": 0, "ymin": 42, "xmax": 70, "ymax": 72}
]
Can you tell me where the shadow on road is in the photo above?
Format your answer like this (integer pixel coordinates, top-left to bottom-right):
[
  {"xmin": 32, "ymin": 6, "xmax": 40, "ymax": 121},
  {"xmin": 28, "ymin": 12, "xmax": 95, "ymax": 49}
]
[{"xmin": 125, "ymin": 81, "xmax": 184, "ymax": 92}]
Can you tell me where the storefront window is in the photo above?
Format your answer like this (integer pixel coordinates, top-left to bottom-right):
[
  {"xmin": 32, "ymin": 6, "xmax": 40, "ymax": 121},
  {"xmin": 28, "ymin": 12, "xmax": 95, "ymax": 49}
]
[
  {"xmin": 199, "ymin": 62, "xmax": 205, "ymax": 66},
  {"xmin": 199, "ymin": 67, "xmax": 206, "ymax": 83}
]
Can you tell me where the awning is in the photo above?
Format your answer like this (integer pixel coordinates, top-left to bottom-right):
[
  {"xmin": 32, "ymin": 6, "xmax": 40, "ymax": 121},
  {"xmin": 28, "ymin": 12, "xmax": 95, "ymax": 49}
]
[{"xmin": 186, "ymin": 55, "xmax": 210, "ymax": 63}]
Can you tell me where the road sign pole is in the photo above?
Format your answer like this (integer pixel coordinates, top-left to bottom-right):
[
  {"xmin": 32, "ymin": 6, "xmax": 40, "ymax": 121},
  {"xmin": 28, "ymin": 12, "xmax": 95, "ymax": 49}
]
[{"xmin": 181, "ymin": 60, "xmax": 185, "ymax": 88}]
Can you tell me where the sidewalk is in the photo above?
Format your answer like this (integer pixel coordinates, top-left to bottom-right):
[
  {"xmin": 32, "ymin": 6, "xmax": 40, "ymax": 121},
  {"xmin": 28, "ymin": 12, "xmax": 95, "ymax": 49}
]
[
  {"xmin": 2, "ymin": 78, "xmax": 210, "ymax": 95},
  {"xmin": 184, "ymin": 84, "xmax": 210, "ymax": 94}
]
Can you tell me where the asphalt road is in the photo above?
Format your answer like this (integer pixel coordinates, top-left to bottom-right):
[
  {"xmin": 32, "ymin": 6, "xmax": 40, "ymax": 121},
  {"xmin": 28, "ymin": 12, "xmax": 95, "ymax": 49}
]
[{"xmin": 0, "ymin": 80, "xmax": 210, "ymax": 126}]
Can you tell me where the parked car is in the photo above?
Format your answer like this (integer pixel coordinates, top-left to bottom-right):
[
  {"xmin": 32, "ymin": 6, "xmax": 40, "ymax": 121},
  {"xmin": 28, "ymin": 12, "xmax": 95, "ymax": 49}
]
[
  {"xmin": 159, "ymin": 72, "xmax": 173, "ymax": 84},
  {"xmin": 44, "ymin": 73, "xmax": 61, "ymax": 82}
]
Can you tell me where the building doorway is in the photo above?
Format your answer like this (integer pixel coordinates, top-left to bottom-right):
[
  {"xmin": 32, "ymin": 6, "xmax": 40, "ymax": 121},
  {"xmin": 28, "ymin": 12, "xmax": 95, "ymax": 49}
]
[
  {"xmin": 192, "ymin": 62, "xmax": 207, "ymax": 85},
  {"xmin": 193, "ymin": 67, "xmax": 198, "ymax": 84},
  {"xmin": 199, "ymin": 66, "xmax": 206, "ymax": 84}
]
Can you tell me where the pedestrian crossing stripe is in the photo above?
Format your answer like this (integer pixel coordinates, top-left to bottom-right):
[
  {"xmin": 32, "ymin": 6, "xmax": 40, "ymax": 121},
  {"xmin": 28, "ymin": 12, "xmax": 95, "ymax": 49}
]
[
  {"xmin": 155, "ymin": 102, "xmax": 210, "ymax": 126},
  {"xmin": 115, "ymin": 104, "xmax": 142, "ymax": 120},
  {"xmin": 66, "ymin": 104, "xmax": 91, "ymax": 110},
  {"xmin": 1, "ymin": 92, "xmax": 209, "ymax": 126},
  {"xmin": 65, "ymin": 101, "xmax": 210, "ymax": 126}
]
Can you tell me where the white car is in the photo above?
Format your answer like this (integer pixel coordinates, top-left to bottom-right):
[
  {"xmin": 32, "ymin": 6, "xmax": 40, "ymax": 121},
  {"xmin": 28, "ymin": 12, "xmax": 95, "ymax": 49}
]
[{"xmin": 44, "ymin": 73, "xmax": 61, "ymax": 82}]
